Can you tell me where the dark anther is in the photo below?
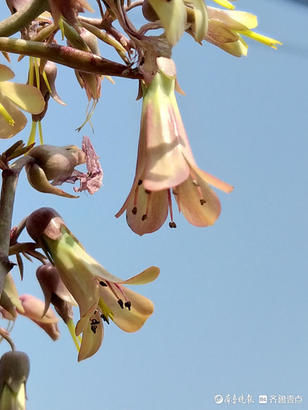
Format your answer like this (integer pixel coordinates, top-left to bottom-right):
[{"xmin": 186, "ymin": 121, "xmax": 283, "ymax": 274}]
[
  {"xmin": 125, "ymin": 301, "xmax": 131, "ymax": 311},
  {"xmin": 142, "ymin": 214, "xmax": 147, "ymax": 221},
  {"xmin": 99, "ymin": 281, "xmax": 107, "ymax": 287},
  {"xmin": 118, "ymin": 299, "xmax": 124, "ymax": 309},
  {"xmin": 200, "ymin": 199, "xmax": 206, "ymax": 205},
  {"xmin": 145, "ymin": 189, "xmax": 151, "ymax": 194},
  {"xmin": 91, "ymin": 325, "xmax": 97, "ymax": 334},
  {"xmin": 91, "ymin": 319, "xmax": 100, "ymax": 325},
  {"xmin": 169, "ymin": 221, "xmax": 177, "ymax": 228},
  {"xmin": 138, "ymin": 179, "xmax": 143, "ymax": 185},
  {"xmin": 132, "ymin": 207, "xmax": 137, "ymax": 215},
  {"xmin": 101, "ymin": 314, "xmax": 110, "ymax": 324}
]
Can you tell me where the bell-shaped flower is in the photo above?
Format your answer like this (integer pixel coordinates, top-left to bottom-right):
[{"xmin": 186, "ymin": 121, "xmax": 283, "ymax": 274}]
[
  {"xmin": 0, "ymin": 64, "xmax": 45, "ymax": 139},
  {"xmin": 143, "ymin": 0, "xmax": 207, "ymax": 46},
  {"xmin": 18, "ymin": 294, "xmax": 60, "ymax": 341},
  {"xmin": 205, "ymin": 7, "xmax": 282, "ymax": 57},
  {"xmin": 26, "ymin": 144, "xmax": 86, "ymax": 198},
  {"xmin": 26, "ymin": 207, "xmax": 159, "ymax": 360},
  {"xmin": 0, "ymin": 351, "xmax": 30, "ymax": 410},
  {"xmin": 116, "ymin": 57, "xmax": 233, "ymax": 235}
]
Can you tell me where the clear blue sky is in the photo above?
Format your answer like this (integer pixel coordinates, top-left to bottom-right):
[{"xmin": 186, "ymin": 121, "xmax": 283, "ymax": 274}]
[{"xmin": 1, "ymin": 0, "xmax": 308, "ymax": 409}]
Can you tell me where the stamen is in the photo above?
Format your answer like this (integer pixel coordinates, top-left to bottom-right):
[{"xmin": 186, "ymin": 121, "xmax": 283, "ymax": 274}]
[
  {"xmin": 125, "ymin": 301, "xmax": 131, "ymax": 311},
  {"xmin": 167, "ymin": 189, "xmax": 176, "ymax": 229},
  {"xmin": 191, "ymin": 174, "xmax": 206, "ymax": 206},
  {"xmin": 91, "ymin": 325, "xmax": 97, "ymax": 334},
  {"xmin": 132, "ymin": 180, "xmax": 143, "ymax": 215},
  {"xmin": 99, "ymin": 281, "xmax": 107, "ymax": 287},
  {"xmin": 101, "ymin": 314, "xmax": 110, "ymax": 324},
  {"xmin": 141, "ymin": 189, "xmax": 152, "ymax": 222},
  {"xmin": 118, "ymin": 299, "xmax": 124, "ymax": 309}
]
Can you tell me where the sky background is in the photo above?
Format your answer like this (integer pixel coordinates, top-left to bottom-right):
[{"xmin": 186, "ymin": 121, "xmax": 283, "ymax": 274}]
[{"xmin": 0, "ymin": 0, "xmax": 308, "ymax": 409}]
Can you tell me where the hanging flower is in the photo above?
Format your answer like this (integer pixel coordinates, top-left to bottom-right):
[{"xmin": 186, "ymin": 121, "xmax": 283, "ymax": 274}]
[
  {"xmin": 0, "ymin": 64, "xmax": 45, "ymax": 139},
  {"xmin": 26, "ymin": 207, "xmax": 159, "ymax": 360},
  {"xmin": 116, "ymin": 57, "xmax": 233, "ymax": 235},
  {"xmin": 205, "ymin": 7, "xmax": 282, "ymax": 57},
  {"xmin": 18, "ymin": 294, "xmax": 60, "ymax": 341}
]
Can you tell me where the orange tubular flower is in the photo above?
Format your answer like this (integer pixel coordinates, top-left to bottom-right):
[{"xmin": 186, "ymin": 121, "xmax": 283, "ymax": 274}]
[{"xmin": 116, "ymin": 57, "xmax": 233, "ymax": 235}]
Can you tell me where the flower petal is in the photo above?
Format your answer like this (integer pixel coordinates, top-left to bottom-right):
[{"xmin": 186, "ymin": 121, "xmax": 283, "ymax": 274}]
[
  {"xmin": 0, "ymin": 82, "xmax": 45, "ymax": 114},
  {"xmin": 126, "ymin": 185, "xmax": 169, "ymax": 235},
  {"xmin": 0, "ymin": 65, "xmax": 14, "ymax": 81},
  {"xmin": 0, "ymin": 95, "xmax": 26, "ymax": 139},
  {"xmin": 148, "ymin": 0, "xmax": 186, "ymax": 46},
  {"xmin": 188, "ymin": 0, "xmax": 208, "ymax": 43},
  {"xmin": 120, "ymin": 266, "xmax": 160, "ymax": 285},
  {"xmin": 193, "ymin": 165, "xmax": 234, "ymax": 193},
  {"xmin": 142, "ymin": 75, "xmax": 191, "ymax": 191},
  {"xmin": 99, "ymin": 287, "xmax": 154, "ymax": 332},
  {"xmin": 175, "ymin": 173, "xmax": 221, "ymax": 227},
  {"xmin": 78, "ymin": 310, "xmax": 103, "ymax": 361},
  {"xmin": 207, "ymin": 7, "xmax": 257, "ymax": 31}
]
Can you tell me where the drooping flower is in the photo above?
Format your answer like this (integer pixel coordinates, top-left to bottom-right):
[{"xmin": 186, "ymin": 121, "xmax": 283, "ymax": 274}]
[
  {"xmin": 0, "ymin": 273, "xmax": 24, "ymax": 320},
  {"xmin": 26, "ymin": 207, "xmax": 159, "ymax": 360},
  {"xmin": 142, "ymin": 0, "xmax": 207, "ymax": 46},
  {"xmin": 18, "ymin": 294, "xmax": 60, "ymax": 341},
  {"xmin": 0, "ymin": 64, "xmax": 45, "ymax": 139},
  {"xmin": 116, "ymin": 57, "xmax": 233, "ymax": 235},
  {"xmin": 205, "ymin": 7, "xmax": 282, "ymax": 57},
  {"xmin": 0, "ymin": 351, "xmax": 30, "ymax": 410}
]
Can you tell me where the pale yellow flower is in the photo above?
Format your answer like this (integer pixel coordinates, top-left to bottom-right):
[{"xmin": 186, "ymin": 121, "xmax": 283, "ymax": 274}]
[
  {"xmin": 0, "ymin": 64, "xmax": 45, "ymax": 138},
  {"xmin": 206, "ymin": 7, "xmax": 282, "ymax": 57}
]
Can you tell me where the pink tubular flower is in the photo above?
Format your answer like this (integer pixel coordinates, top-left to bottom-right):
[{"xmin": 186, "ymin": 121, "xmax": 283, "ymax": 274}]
[
  {"xmin": 116, "ymin": 57, "xmax": 233, "ymax": 235},
  {"xmin": 18, "ymin": 294, "xmax": 60, "ymax": 341}
]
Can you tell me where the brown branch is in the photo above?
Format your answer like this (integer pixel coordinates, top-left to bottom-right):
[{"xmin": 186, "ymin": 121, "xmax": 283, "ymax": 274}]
[{"xmin": 0, "ymin": 37, "xmax": 141, "ymax": 79}]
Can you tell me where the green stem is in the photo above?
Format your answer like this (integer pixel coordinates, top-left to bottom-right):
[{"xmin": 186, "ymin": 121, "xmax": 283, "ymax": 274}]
[
  {"xmin": 0, "ymin": 0, "xmax": 48, "ymax": 37},
  {"xmin": 0, "ymin": 37, "xmax": 142, "ymax": 79}
]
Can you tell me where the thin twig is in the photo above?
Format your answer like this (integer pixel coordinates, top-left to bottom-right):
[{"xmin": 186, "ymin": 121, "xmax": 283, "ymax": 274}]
[{"xmin": 125, "ymin": 1, "xmax": 144, "ymax": 12}]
